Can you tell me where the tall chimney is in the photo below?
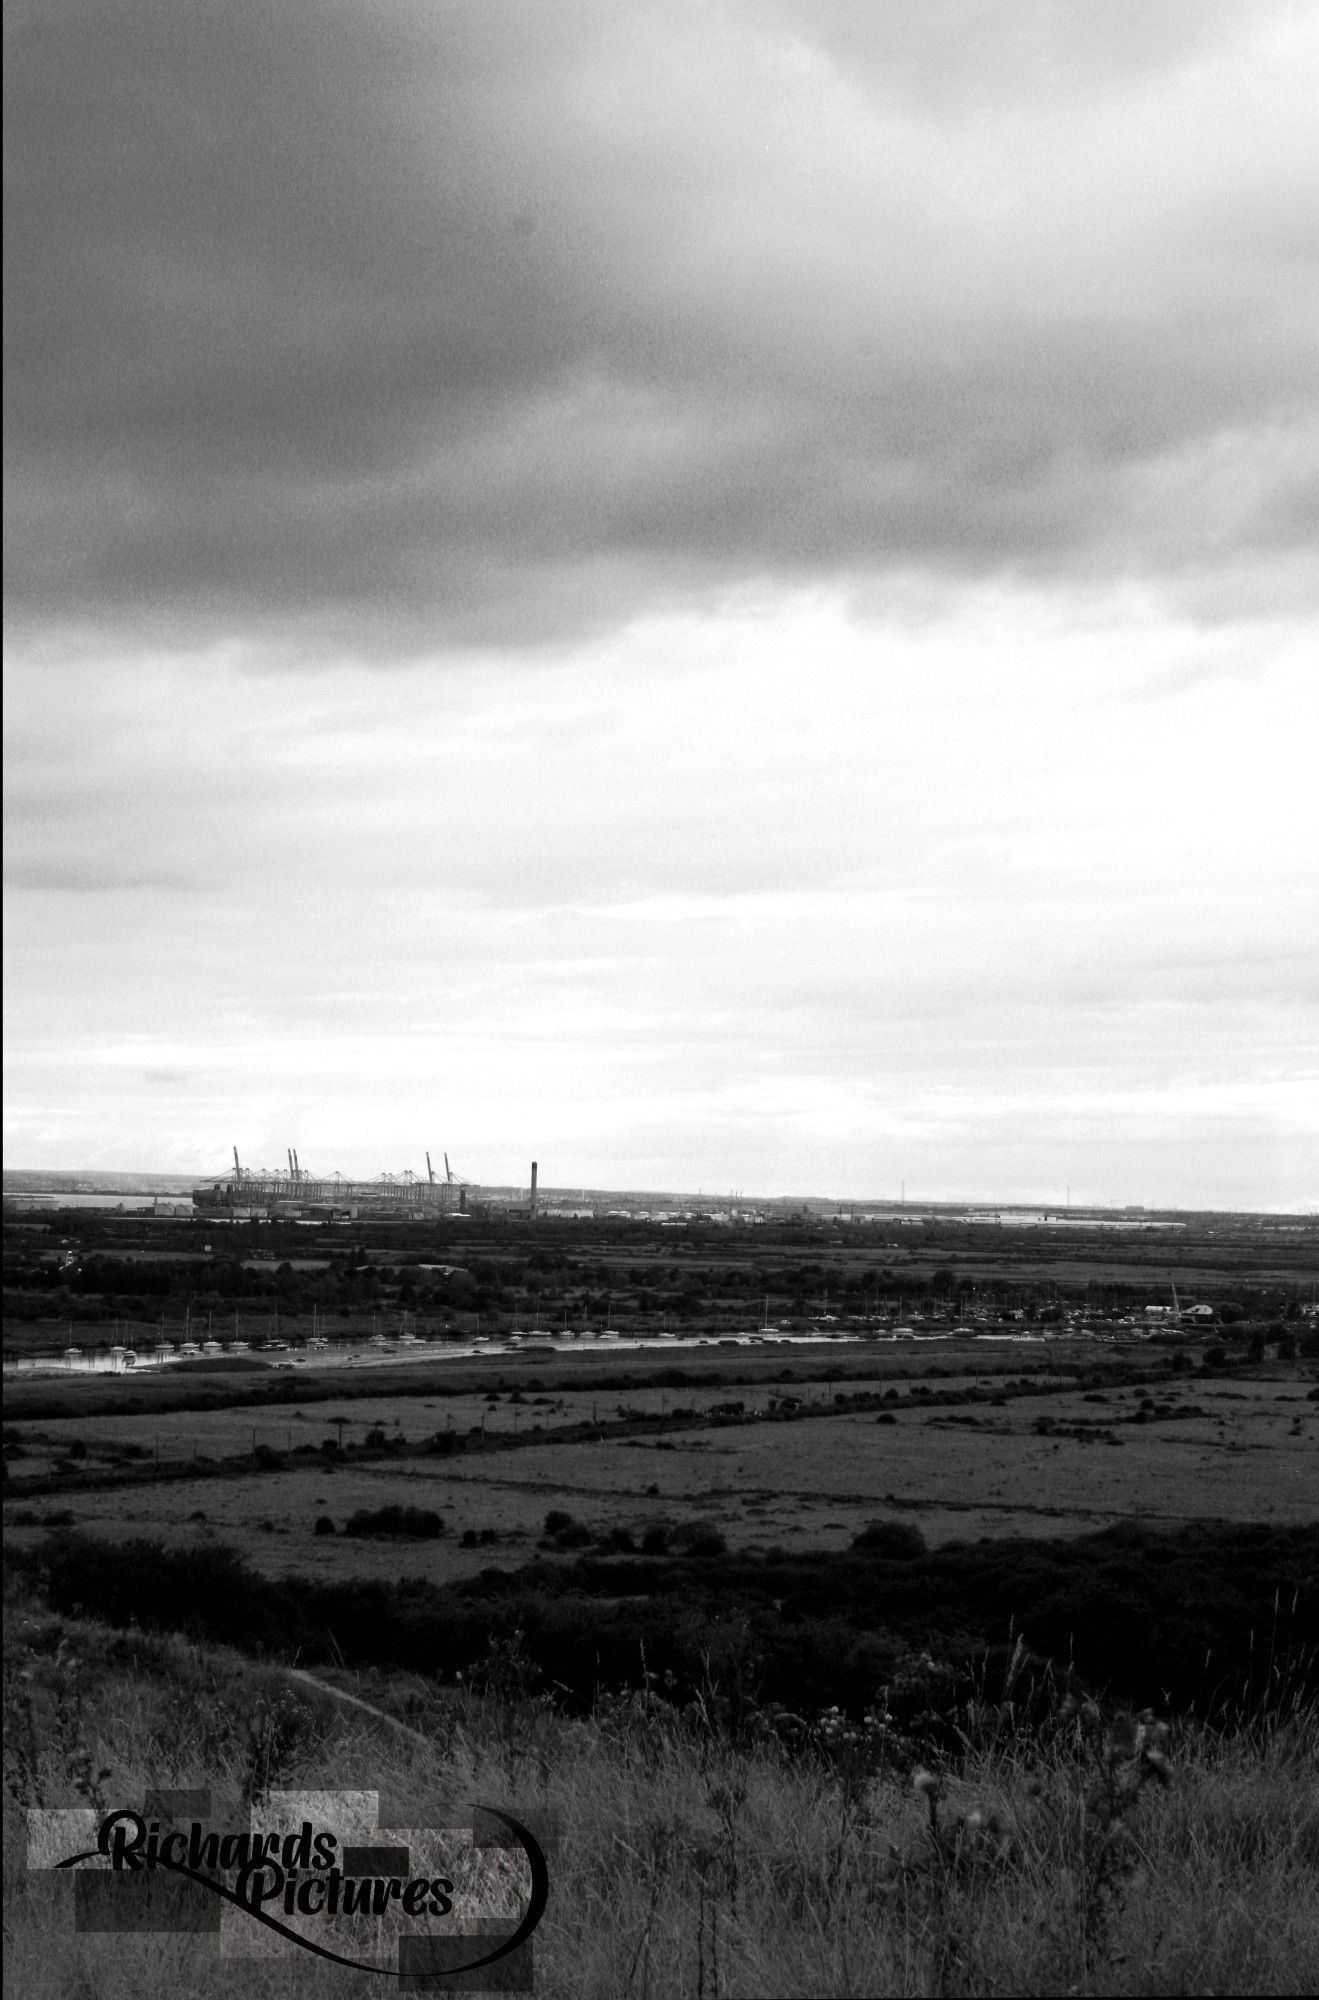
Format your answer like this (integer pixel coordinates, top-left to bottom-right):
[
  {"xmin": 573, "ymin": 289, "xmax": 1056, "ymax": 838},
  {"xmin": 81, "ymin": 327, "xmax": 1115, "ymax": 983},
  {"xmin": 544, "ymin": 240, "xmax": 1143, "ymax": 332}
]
[{"xmin": 530, "ymin": 1161, "xmax": 539, "ymax": 1222}]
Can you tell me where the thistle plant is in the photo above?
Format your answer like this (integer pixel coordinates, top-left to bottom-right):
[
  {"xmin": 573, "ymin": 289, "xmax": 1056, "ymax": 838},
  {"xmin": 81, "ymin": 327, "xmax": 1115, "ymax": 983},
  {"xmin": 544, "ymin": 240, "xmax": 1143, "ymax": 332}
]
[
  {"xmin": 2, "ymin": 1628, "xmax": 112, "ymax": 1812},
  {"xmin": 240, "ymin": 1684, "xmax": 313, "ymax": 1804},
  {"xmin": 1075, "ymin": 1703, "xmax": 1172, "ymax": 1966}
]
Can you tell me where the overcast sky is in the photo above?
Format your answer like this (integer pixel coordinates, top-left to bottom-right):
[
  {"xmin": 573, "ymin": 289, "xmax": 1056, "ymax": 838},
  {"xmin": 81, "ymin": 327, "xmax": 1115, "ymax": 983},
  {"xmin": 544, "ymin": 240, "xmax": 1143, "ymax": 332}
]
[{"xmin": 5, "ymin": 1, "xmax": 1317, "ymax": 1206}]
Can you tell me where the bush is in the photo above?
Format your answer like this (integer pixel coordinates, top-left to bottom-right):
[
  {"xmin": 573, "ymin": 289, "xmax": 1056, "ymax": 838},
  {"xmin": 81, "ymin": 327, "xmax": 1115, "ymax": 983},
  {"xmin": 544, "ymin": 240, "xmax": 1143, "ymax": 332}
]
[
  {"xmin": 313, "ymin": 1515, "xmax": 336, "ymax": 1537},
  {"xmin": 342, "ymin": 1505, "xmax": 444, "ymax": 1540},
  {"xmin": 680, "ymin": 1523, "xmax": 728, "ymax": 1558},
  {"xmin": 37, "ymin": 1535, "xmax": 265, "ymax": 1646},
  {"xmin": 543, "ymin": 1514, "xmax": 593, "ymax": 1550},
  {"xmin": 852, "ymin": 1519, "xmax": 927, "ymax": 1558},
  {"xmin": 22, "ymin": 1519, "xmax": 1316, "ymax": 1730},
  {"xmin": 642, "ymin": 1525, "xmax": 669, "ymax": 1555}
]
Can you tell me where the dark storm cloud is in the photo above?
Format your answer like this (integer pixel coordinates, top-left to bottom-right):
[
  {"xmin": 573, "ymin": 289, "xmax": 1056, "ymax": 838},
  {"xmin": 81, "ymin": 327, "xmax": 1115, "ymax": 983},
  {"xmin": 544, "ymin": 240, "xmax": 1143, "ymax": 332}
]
[{"xmin": 4, "ymin": 0, "xmax": 1315, "ymax": 641}]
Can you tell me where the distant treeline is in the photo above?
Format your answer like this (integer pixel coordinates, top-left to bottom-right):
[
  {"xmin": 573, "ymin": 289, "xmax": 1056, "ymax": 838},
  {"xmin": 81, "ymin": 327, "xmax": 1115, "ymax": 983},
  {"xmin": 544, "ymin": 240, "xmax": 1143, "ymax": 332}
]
[
  {"xmin": 14, "ymin": 1521, "xmax": 1315, "ymax": 1730},
  {"xmin": 6, "ymin": 1207, "xmax": 1313, "ymax": 1329}
]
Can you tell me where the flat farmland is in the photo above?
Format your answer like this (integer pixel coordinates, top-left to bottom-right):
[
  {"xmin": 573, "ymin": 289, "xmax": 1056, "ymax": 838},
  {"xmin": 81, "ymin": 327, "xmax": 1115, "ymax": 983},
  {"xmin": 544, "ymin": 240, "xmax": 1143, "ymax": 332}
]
[
  {"xmin": 0, "ymin": 1348, "xmax": 1115, "ymax": 1470},
  {"xmin": 6, "ymin": 1372, "xmax": 1312, "ymax": 1591},
  {"xmin": 414, "ymin": 1375, "xmax": 1316, "ymax": 1554},
  {"xmin": 4, "ymin": 1374, "xmax": 868, "ymax": 1469},
  {"xmin": 4, "ymin": 1390, "xmax": 578, "ymax": 1466},
  {"xmin": 0, "ymin": 1334, "xmax": 1098, "ymax": 1416}
]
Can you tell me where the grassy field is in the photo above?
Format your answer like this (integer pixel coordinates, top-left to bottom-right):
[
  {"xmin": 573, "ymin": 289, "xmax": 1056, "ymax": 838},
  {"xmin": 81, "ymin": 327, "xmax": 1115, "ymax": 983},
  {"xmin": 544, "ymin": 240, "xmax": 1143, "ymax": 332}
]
[
  {"xmin": 0, "ymin": 1333, "xmax": 1106, "ymax": 1417},
  {"xmin": 2, "ymin": 1357, "xmax": 1095, "ymax": 1460},
  {"xmin": 6, "ymin": 1370, "xmax": 1313, "ymax": 1593},
  {"xmin": 5, "ymin": 1582, "xmax": 1317, "ymax": 1997}
]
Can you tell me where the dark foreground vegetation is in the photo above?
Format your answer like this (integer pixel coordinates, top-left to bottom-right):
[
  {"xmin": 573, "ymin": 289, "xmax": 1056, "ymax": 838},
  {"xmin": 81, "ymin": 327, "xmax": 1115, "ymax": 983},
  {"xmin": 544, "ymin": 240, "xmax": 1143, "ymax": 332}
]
[
  {"xmin": 12, "ymin": 1519, "xmax": 1315, "ymax": 1737},
  {"xmin": 5, "ymin": 1580, "xmax": 1315, "ymax": 1999}
]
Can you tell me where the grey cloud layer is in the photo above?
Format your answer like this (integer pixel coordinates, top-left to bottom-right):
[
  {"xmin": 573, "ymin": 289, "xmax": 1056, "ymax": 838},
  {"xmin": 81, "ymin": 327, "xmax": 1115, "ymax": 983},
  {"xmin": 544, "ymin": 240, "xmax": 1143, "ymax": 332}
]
[{"xmin": 5, "ymin": 0, "xmax": 1316, "ymax": 639}]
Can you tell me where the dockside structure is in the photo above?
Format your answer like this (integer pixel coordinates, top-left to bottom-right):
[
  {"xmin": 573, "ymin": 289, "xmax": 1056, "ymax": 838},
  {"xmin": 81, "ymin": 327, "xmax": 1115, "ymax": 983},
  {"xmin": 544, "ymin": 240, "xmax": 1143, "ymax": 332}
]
[{"xmin": 193, "ymin": 1149, "xmax": 469, "ymax": 1219}]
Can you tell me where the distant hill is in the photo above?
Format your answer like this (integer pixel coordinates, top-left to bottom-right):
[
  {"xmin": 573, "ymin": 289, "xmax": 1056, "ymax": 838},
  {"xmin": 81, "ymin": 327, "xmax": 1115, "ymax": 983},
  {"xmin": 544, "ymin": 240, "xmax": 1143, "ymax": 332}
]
[{"xmin": 2, "ymin": 1169, "xmax": 201, "ymax": 1195}]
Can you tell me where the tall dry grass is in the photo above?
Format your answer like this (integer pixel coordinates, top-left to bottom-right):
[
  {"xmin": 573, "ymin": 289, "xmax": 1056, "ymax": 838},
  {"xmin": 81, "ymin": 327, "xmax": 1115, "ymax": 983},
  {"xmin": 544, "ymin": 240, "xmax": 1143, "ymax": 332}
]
[{"xmin": 4, "ymin": 1592, "xmax": 1316, "ymax": 1997}]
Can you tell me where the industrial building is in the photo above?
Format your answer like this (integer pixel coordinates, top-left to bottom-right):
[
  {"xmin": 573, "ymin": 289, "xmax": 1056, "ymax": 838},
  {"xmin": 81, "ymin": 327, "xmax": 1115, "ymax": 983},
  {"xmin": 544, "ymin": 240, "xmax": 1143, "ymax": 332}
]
[{"xmin": 192, "ymin": 1149, "xmax": 470, "ymax": 1220}]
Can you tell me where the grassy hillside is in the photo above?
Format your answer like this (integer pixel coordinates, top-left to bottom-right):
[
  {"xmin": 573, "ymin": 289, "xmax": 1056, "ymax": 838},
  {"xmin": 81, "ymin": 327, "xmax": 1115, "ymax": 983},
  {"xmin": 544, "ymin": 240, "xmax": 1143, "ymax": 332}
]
[{"xmin": 5, "ymin": 1570, "xmax": 1316, "ymax": 1996}]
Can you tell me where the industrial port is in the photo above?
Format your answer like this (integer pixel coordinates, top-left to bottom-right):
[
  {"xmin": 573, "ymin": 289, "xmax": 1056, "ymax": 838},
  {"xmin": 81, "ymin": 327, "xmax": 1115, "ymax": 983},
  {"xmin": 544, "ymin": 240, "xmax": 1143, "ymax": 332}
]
[{"xmin": 191, "ymin": 1147, "xmax": 472, "ymax": 1220}]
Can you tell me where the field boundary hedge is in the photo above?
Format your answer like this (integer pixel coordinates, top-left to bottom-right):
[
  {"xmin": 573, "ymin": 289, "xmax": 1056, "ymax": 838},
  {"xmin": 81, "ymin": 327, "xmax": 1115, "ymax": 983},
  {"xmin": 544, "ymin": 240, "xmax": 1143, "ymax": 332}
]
[{"xmin": 9, "ymin": 1519, "xmax": 1314, "ymax": 1728}]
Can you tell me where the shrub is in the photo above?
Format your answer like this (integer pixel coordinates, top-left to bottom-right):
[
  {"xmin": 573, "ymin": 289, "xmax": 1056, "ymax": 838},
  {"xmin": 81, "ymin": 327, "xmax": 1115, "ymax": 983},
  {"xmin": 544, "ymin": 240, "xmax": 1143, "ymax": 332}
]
[
  {"xmin": 22, "ymin": 1519, "xmax": 1315, "ymax": 1729},
  {"xmin": 543, "ymin": 1514, "xmax": 593, "ymax": 1550},
  {"xmin": 253, "ymin": 1444, "xmax": 284, "ymax": 1470},
  {"xmin": 38, "ymin": 1535, "xmax": 263, "ymax": 1645},
  {"xmin": 313, "ymin": 1515, "xmax": 336, "ymax": 1537},
  {"xmin": 680, "ymin": 1523, "xmax": 728, "ymax": 1558},
  {"xmin": 852, "ymin": 1519, "xmax": 927, "ymax": 1558},
  {"xmin": 342, "ymin": 1505, "xmax": 444, "ymax": 1540}
]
